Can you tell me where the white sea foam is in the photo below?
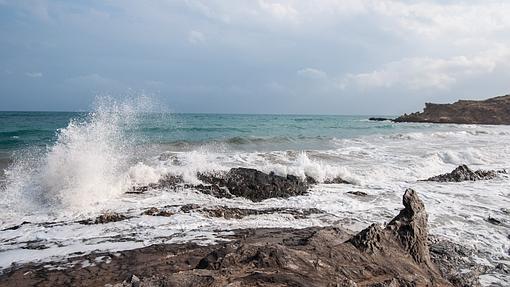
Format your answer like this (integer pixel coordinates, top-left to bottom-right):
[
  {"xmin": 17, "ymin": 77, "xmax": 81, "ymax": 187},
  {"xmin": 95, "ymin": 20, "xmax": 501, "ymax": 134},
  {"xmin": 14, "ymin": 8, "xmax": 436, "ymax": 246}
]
[{"xmin": 1, "ymin": 96, "xmax": 154, "ymax": 215}]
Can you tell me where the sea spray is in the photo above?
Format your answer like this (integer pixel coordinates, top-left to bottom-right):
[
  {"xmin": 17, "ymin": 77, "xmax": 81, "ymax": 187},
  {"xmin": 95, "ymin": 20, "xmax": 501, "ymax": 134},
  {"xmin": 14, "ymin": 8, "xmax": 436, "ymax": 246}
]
[{"xmin": 1, "ymin": 96, "xmax": 155, "ymax": 214}]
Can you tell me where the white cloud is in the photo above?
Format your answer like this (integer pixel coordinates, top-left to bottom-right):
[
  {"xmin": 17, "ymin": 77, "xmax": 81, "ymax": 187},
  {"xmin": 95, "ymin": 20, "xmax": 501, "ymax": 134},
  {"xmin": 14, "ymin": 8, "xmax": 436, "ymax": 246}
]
[
  {"xmin": 341, "ymin": 46, "xmax": 510, "ymax": 90},
  {"xmin": 26, "ymin": 72, "xmax": 43, "ymax": 78},
  {"xmin": 258, "ymin": 0, "xmax": 298, "ymax": 22},
  {"xmin": 297, "ymin": 68, "xmax": 327, "ymax": 80},
  {"xmin": 188, "ymin": 30, "xmax": 206, "ymax": 44}
]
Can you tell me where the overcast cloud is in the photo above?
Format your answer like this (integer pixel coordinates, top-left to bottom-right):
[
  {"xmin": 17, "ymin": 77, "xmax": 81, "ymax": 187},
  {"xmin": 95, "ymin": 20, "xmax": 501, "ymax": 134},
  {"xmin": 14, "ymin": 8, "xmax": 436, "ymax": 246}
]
[{"xmin": 1, "ymin": 0, "xmax": 509, "ymax": 114}]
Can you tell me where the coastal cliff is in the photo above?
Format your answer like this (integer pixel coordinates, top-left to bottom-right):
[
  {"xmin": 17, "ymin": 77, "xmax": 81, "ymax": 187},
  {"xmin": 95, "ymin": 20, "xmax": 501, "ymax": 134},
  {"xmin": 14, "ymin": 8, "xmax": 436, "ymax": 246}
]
[{"xmin": 394, "ymin": 94, "xmax": 510, "ymax": 124}]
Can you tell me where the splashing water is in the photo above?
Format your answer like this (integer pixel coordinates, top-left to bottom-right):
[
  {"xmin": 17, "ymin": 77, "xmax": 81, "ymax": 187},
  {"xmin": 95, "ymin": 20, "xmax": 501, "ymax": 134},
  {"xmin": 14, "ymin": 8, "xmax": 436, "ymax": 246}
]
[{"xmin": 1, "ymin": 97, "xmax": 153, "ymax": 214}]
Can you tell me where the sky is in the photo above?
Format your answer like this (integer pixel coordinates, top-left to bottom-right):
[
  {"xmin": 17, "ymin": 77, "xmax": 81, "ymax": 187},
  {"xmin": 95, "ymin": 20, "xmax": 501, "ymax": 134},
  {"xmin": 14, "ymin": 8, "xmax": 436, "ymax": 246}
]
[{"xmin": 0, "ymin": 0, "xmax": 509, "ymax": 115}]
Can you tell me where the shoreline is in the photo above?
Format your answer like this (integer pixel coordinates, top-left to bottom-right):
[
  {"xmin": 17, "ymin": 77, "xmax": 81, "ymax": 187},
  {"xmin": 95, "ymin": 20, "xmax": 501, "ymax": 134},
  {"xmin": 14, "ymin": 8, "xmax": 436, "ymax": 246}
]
[{"xmin": 0, "ymin": 188, "xmax": 505, "ymax": 287}]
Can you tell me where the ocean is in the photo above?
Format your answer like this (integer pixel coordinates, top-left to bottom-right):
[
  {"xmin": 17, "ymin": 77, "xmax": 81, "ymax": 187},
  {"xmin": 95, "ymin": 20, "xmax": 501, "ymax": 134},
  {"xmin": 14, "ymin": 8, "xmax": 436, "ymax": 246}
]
[{"xmin": 0, "ymin": 98, "xmax": 509, "ymax": 285}]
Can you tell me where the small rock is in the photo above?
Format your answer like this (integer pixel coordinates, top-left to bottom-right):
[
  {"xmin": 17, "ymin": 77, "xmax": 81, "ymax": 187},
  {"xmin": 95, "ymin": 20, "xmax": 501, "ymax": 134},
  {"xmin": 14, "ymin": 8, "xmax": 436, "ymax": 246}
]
[
  {"xmin": 180, "ymin": 204, "xmax": 201, "ymax": 213},
  {"xmin": 425, "ymin": 165, "xmax": 497, "ymax": 182},
  {"xmin": 324, "ymin": 177, "xmax": 350, "ymax": 184},
  {"xmin": 487, "ymin": 216, "xmax": 502, "ymax": 225},
  {"xmin": 369, "ymin": 117, "xmax": 393, "ymax": 122},
  {"xmin": 347, "ymin": 191, "xmax": 368, "ymax": 197},
  {"xmin": 94, "ymin": 212, "xmax": 127, "ymax": 224},
  {"xmin": 143, "ymin": 207, "xmax": 174, "ymax": 217}
]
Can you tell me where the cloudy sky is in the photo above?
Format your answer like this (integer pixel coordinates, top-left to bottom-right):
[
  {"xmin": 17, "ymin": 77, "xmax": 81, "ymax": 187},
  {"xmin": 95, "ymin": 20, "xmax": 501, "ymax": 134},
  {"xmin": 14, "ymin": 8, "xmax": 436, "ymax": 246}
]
[{"xmin": 1, "ymin": 0, "xmax": 509, "ymax": 114}]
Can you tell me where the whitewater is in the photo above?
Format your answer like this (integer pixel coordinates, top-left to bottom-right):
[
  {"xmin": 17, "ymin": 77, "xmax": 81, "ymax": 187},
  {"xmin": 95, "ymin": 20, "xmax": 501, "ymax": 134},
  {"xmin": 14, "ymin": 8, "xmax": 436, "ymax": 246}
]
[{"xmin": 0, "ymin": 98, "xmax": 509, "ymax": 285}]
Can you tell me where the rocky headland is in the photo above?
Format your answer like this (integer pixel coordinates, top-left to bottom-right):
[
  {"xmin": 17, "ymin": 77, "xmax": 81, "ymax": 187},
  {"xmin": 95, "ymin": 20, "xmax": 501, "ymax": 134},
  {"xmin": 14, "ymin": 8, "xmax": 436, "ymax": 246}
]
[{"xmin": 394, "ymin": 94, "xmax": 510, "ymax": 125}]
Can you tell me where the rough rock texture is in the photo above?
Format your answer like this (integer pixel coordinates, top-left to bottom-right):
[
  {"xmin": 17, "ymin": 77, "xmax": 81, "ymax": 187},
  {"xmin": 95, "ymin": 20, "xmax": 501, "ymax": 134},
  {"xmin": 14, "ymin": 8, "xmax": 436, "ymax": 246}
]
[
  {"xmin": 0, "ymin": 190, "xmax": 454, "ymax": 287},
  {"xmin": 428, "ymin": 236, "xmax": 486, "ymax": 287},
  {"xmin": 386, "ymin": 189, "xmax": 433, "ymax": 267},
  {"xmin": 142, "ymin": 207, "xmax": 174, "ymax": 217},
  {"xmin": 131, "ymin": 168, "xmax": 310, "ymax": 202},
  {"xmin": 179, "ymin": 205, "xmax": 325, "ymax": 220},
  {"xmin": 394, "ymin": 94, "xmax": 510, "ymax": 125},
  {"xmin": 349, "ymin": 189, "xmax": 433, "ymax": 268},
  {"xmin": 424, "ymin": 165, "xmax": 497, "ymax": 182},
  {"xmin": 78, "ymin": 212, "xmax": 128, "ymax": 225},
  {"xmin": 198, "ymin": 168, "xmax": 309, "ymax": 202}
]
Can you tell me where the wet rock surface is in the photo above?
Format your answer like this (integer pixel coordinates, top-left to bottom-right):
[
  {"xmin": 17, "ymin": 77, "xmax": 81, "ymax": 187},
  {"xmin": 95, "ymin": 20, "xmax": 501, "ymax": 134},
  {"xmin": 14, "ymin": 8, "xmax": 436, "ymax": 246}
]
[
  {"xmin": 142, "ymin": 207, "xmax": 174, "ymax": 217},
  {"xmin": 0, "ymin": 190, "xmax": 456, "ymax": 287},
  {"xmin": 198, "ymin": 168, "xmax": 309, "ymax": 202},
  {"xmin": 424, "ymin": 165, "xmax": 498, "ymax": 182},
  {"xmin": 428, "ymin": 236, "xmax": 486, "ymax": 287},
  {"xmin": 79, "ymin": 212, "xmax": 128, "ymax": 225},
  {"xmin": 179, "ymin": 205, "xmax": 325, "ymax": 220},
  {"xmin": 394, "ymin": 94, "xmax": 510, "ymax": 125},
  {"xmin": 130, "ymin": 168, "xmax": 310, "ymax": 202}
]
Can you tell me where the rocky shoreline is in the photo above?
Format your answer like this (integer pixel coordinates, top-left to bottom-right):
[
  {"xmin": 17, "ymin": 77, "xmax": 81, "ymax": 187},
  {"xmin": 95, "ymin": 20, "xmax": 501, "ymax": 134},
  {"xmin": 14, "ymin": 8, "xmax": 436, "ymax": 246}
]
[
  {"xmin": 0, "ymin": 189, "xmax": 465, "ymax": 286},
  {"xmin": 0, "ymin": 166, "xmax": 508, "ymax": 286}
]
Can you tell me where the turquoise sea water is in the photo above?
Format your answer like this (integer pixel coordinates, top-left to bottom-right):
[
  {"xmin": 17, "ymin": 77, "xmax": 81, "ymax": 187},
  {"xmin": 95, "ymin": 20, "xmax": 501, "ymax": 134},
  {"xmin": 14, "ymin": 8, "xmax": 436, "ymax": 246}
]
[{"xmin": 0, "ymin": 111, "xmax": 419, "ymax": 155}]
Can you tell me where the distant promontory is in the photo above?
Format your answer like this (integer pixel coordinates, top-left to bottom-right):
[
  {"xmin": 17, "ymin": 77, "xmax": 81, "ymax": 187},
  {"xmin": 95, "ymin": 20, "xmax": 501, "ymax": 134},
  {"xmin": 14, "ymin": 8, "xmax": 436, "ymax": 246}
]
[{"xmin": 394, "ymin": 94, "xmax": 510, "ymax": 125}]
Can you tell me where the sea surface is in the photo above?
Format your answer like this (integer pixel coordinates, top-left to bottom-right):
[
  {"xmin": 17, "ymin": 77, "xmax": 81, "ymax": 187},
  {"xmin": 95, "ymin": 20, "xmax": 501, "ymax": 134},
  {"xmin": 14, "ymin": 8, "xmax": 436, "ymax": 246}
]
[{"xmin": 0, "ymin": 98, "xmax": 509, "ymax": 285}]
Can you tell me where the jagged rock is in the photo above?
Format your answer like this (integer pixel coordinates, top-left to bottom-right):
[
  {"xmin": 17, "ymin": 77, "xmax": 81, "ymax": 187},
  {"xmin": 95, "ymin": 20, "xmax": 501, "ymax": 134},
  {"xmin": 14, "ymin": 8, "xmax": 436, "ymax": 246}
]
[
  {"xmin": 128, "ymin": 175, "xmax": 184, "ymax": 194},
  {"xmin": 198, "ymin": 168, "xmax": 309, "ymax": 202},
  {"xmin": 180, "ymin": 204, "xmax": 201, "ymax": 213},
  {"xmin": 425, "ymin": 165, "xmax": 497, "ymax": 182},
  {"xmin": 77, "ymin": 212, "xmax": 128, "ymax": 225},
  {"xmin": 394, "ymin": 94, "xmax": 510, "ymax": 125},
  {"xmin": 428, "ymin": 236, "xmax": 486, "ymax": 287},
  {"xmin": 142, "ymin": 207, "xmax": 174, "ymax": 217},
  {"xmin": 349, "ymin": 189, "xmax": 433, "ymax": 268},
  {"xmin": 324, "ymin": 176, "xmax": 351, "ymax": 184},
  {"xmin": 131, "ymin": 168, "xmax": 309, "ymax": 202},
  {"xmin": 386, "ymin": 189, "xmax": 432, "ymax": 267},
  {"xmin": 349, "ymin": 223, "xmax": 384, "ymax": 253},
  {"xmin": 486, "ymin": 216, "xmax": 502, "ymax": 225}
]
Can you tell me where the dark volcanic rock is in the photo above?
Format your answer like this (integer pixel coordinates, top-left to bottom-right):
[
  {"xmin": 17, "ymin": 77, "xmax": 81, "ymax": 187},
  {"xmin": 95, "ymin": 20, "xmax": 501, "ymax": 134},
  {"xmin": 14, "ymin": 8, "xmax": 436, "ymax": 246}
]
[
  {"xmin": 429, "ymin": 236, "xmax": 487, "ymax": 287},
  {"xmin": 142, "ymin": 207, "xmax": 174, "ymax": 217},
  {"xmin": 394, "ymin": 94, "xmax": 510, "ymax": 125},
  {"xmin": 179, "ymin": 205, "xmax": 324, "ymax": 220},
  {"xmin": 0, "ymin": 190, "xmax": 455, "ymax": 287},
  {"xmin": 78, "ymin": 212, "xmax": 128, "ymax": 225},
  {"xmin": 324, "ymin": 176, "xmax": 351, "ymax": 184},
  {"xmin": 369, "ymin": 117, "xmax": 393, "ymax": 122},
  {"xmin": 425, "ymin": 165, "xmax": 497, "ymax": 182},
  {"xmin": 131, "ymin": 168, "xmax": 309, "ymax": 202},
  {"xmin": 199, "ymin": 167, "xmax": 309, "ymax": 202}
]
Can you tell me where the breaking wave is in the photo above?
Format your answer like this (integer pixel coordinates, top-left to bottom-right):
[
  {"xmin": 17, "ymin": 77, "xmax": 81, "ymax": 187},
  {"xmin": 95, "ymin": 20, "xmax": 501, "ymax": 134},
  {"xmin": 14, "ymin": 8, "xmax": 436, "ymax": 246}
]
[{"xmin": 1, "ymin": 97, "xmax": 154, "ymax": 213}]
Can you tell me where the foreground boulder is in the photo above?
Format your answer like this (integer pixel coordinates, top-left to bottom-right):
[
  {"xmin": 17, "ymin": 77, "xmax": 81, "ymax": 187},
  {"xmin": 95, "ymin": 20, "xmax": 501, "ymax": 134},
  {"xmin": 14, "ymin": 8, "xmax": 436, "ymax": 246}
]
[
  {"xmin": 424, "ymin": 165, "xmax": 497, "ymax": 182},
  {"xmin": 394, "ymin": 94, "xmax": 510, "ymax": 125},
  {"xmin": 0, "ymin": 189, "xmax": 458, "ymax": 286}
]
